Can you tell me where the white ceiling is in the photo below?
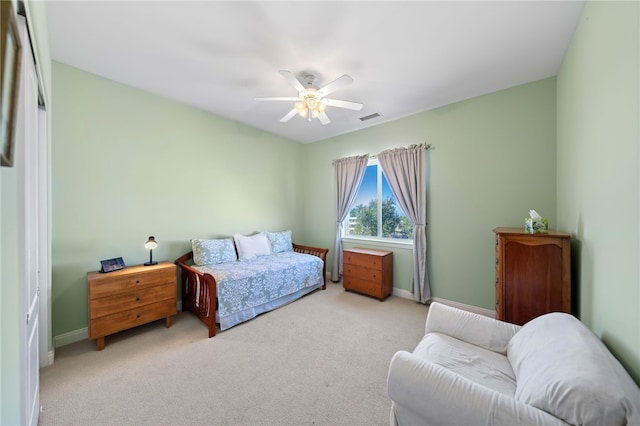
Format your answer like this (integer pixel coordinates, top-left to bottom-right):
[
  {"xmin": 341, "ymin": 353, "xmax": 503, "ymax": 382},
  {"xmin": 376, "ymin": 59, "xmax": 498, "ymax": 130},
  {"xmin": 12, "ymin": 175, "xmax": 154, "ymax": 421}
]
[{"xmin": 45, "ymin": 1, "xmax": 585, "ymax": 144}]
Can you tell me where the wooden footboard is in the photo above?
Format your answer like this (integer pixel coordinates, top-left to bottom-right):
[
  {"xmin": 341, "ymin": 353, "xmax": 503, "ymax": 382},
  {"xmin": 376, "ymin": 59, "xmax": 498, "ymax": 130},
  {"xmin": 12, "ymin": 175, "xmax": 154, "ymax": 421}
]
[
  {"xmin": 293, "ymin": 243, "xmax": 329, "ymax": 289},
  {"xmin": 175, "ymin": 251, "xmax": 218, "ymax": 337},
  {"xmin": 175, "ymin": 243, "xmax": 329, "ymax": 338}
]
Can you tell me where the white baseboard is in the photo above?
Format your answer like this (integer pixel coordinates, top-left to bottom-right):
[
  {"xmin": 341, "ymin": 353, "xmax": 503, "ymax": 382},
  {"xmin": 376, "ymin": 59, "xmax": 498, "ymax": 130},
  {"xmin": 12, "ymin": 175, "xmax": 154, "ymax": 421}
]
[
  {"xmin": 391, "ymin": 288, "xmax": 494, "ymax": 318},
  {"xmin": 54, "ymin": 327, "xmax": 88, "ymax": 348},
  {"xmin": 52, "ymin": 295, "xmax": 493, "ymax": 349},
  {"xmin": 430, "ymin": 297, "xmax": 495, "ymax": 318},
  {"xmin": 392, "ymin": 288, "xmax": 414, "ymax": 300},
  {"xmin": 40, "ymin": 350, "xmax": 55, "ymax": 368},
  {"xmin": 54, "ymin": 301, "xmax": 185, "ymax": 349}
]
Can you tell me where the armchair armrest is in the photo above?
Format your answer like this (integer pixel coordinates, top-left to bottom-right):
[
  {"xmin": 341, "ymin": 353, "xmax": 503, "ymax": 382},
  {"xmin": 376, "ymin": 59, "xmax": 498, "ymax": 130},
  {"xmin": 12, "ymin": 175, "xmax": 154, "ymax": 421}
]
[
  {"xmin": 387, "ymin": 351, "xmax": 567, "ymax": 426},
  {"xmin": 425, "ymin": 302, "xmax": 521, "ymax": 354}
]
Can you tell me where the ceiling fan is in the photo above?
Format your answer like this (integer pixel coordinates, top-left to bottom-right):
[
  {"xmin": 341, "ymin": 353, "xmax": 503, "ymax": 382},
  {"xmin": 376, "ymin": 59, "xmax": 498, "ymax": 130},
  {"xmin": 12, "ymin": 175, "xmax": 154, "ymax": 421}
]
[{"xmin": 255, "ymin": 70, "xmax": 363, "ymax": 125}]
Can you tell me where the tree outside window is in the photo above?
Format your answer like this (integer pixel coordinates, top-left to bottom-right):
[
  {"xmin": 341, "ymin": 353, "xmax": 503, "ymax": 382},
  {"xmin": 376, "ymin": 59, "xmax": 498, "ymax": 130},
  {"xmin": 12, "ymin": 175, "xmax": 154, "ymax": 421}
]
[{"xmin": 344, "ymin": 161, "xmax": 413, "ymax": 240}]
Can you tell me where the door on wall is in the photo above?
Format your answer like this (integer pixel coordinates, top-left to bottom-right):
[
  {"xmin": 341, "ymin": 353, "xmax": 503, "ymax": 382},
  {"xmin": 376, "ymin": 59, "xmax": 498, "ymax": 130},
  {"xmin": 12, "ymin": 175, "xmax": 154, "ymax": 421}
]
[{"xmin": 17, "ymin": 15, "xmax": 42, "ymax": 426}]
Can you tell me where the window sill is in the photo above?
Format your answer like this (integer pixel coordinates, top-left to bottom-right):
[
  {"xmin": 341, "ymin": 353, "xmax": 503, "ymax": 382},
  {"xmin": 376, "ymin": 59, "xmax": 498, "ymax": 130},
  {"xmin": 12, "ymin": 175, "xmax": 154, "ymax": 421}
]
[{"xmin": 341, "ymin": 236, "xmax": 413, "ymax": 250}]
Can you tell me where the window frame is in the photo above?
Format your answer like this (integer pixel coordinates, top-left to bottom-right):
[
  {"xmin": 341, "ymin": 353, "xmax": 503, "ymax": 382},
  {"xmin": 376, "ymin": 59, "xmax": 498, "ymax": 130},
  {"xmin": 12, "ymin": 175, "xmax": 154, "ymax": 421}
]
[{"xmin": 342, "ymin": 159, "xmax": 414, "ymax": 246}]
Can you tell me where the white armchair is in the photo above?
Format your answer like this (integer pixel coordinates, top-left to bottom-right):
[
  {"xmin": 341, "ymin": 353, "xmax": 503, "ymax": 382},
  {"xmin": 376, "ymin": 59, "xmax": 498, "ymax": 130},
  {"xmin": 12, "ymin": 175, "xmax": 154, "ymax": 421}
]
[{"xmin": 387, "ymin": 302, "xmax": 640, "ymax": 426}]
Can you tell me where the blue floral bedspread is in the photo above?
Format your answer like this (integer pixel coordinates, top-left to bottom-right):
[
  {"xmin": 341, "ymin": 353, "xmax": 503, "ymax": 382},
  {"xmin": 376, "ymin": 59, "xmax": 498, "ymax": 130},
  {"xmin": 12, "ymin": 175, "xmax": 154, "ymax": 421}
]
[{"xmin": 193, "ymin": 251, "xmax": 324, "ymax": 330}]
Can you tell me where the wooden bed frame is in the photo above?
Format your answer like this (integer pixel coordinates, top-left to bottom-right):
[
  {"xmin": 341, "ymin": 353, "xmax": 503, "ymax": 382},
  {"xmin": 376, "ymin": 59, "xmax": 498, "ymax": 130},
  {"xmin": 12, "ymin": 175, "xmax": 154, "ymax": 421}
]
[{"xmin": 175, "ymin": 243, "xmax": 329, "ymax": 338}]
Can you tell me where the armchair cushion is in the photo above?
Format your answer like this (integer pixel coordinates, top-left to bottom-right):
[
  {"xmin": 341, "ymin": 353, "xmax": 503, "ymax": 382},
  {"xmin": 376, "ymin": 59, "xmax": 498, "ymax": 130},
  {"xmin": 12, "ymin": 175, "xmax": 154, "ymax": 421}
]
[
  {"xmin": 425, "ymin": 302, "xmax": 521, "ymax": 354},
  {"xmin": 508, "ymin": 313, "xmax": 634, "ymax": 426},
  {"xmin": 414, "ymin": 332, "xmax": 516, "ymax": 396}
]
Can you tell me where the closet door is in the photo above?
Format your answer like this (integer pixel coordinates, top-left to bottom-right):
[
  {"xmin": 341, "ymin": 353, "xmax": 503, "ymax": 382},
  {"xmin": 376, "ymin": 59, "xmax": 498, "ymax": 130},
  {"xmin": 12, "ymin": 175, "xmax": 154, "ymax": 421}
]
[{"xmin": 17, "ymin": 15, "xmax": 42, "ymax": 426}]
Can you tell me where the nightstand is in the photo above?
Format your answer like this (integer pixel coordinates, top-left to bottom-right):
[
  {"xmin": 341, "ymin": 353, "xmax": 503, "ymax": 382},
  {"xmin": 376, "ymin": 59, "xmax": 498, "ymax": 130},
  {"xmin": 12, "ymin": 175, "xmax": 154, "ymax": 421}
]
[
  {"xmin": 343, "ymin": 247, "xmax": 393, "ymax": 301},
  {"xmin": 87, "ymin": 261, "xmax": 177, "ymax": 350}
]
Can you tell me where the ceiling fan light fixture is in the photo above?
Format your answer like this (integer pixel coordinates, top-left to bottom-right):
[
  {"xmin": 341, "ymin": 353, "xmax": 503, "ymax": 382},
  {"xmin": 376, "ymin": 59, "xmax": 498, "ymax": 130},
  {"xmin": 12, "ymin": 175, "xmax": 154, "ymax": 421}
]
[
  {"xmin": 295, "ymin": 101, "xmax": 307, "ymax": 117},
  {"xmin": 259, "ymin": 70, "xmax": 363, "ymax": 125}
]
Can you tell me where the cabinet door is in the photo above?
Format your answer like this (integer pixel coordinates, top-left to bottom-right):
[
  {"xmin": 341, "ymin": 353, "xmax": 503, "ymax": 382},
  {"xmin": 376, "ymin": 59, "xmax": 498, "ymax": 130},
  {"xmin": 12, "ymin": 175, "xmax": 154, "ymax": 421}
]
[{"xmin": 503, "ymin": 237, "xmax": 565, "ymax": 325}]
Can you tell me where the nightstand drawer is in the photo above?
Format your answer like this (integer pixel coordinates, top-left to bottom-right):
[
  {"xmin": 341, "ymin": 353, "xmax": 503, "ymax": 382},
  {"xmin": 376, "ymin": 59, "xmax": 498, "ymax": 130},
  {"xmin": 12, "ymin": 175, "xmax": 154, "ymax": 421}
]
[
  {"xmin": 344, "ymin": 252, "xmax": 382, "ymax": 269},
  {"xmin": 89, "ymin": 299, "xmax": 176, "ymax": 338},
  {"xmin": 344, "ymin": 264, "xmax": 382, "ymax": 282},
  {"xmin": 89, "ymin": 283, "xmax": 175, "ymax": 319},
  {"xmin": 343, "ymin": 276, "xmax": 380, "ymax": 297},
  {"xmin": 88, "ymin": 268, "xmax": 174, "ymax": 299}
]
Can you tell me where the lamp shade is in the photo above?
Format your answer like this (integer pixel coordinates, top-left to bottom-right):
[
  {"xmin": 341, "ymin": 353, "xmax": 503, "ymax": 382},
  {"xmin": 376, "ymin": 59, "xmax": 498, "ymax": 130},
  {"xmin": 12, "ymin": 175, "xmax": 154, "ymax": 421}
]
[{"xmin": 144, "ymin": 236, "xmax": 158, "ymax": 250}]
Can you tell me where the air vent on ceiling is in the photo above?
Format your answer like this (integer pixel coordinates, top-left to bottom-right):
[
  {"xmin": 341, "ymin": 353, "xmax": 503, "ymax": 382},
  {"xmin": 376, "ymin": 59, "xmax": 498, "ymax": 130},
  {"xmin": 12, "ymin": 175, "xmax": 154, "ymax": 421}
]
[{"xmin": 359, "ymin": 113, "xmax": 381, "ymax": 122}]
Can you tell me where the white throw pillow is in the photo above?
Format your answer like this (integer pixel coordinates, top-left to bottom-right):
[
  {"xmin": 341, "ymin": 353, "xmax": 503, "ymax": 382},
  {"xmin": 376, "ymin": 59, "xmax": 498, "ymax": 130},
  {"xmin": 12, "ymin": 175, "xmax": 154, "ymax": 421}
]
[
  {"xmin": 233, "ymin": 233, "xmax": 272, "ymax": 260},
  {"xmin": 507, "ymin": 313, "xmax": 630, "ymax": 426}
]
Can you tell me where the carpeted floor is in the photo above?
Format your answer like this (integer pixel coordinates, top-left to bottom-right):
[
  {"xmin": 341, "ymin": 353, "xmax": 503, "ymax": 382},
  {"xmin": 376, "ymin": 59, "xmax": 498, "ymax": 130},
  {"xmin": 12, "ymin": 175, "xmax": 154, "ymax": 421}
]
[{"xmin": 39, "ymin": 281, "xmax": 428, "ymax": 425}]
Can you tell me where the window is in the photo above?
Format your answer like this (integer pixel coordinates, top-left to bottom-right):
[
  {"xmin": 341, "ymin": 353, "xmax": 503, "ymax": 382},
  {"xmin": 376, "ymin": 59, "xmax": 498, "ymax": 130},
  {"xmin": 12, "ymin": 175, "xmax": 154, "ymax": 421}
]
[{"xmin": 343, "ymin": 160, "xmax": 413, "ymax": 241}]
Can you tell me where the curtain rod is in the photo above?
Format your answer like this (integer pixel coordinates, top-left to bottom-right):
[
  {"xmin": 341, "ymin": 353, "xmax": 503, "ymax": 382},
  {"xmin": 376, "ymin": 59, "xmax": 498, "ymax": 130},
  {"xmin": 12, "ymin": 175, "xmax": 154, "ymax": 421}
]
[
  {"xmin": 333, "ymin": 143, "xmax": 433, "ymax": 164},
  {"xmin": 369, "ymin": 143, "xmax": 433, "ymax": 159}
]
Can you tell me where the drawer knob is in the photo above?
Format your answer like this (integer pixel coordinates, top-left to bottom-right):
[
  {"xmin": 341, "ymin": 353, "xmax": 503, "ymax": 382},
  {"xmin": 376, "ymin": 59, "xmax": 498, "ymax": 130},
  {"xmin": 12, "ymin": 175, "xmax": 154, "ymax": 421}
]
[
  {"xmin": 136, "ymin": 314, "xmax": 140, "ymax": 319},
  {"xmin": 136, "ymin": 280, "xmax": 140, "ymax": 284},
  {"xmin": 136, "ymin": 297, "xmax": 140, "ymax": 302}
]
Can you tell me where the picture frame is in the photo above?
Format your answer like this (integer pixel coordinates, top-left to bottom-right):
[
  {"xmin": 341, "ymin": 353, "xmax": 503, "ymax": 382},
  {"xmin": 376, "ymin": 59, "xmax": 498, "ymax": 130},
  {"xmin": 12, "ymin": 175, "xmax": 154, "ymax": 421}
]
[{"xmin": 0, "ymin": 1, "xmax": 22, "ymax": 167}]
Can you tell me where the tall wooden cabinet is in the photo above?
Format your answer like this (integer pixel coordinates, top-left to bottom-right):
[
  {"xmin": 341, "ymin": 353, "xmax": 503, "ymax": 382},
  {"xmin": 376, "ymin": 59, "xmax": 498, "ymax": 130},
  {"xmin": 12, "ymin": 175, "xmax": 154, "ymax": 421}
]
[{"xmin": 493, "ymin": 228, "xmax": 571, "ymax": 325}]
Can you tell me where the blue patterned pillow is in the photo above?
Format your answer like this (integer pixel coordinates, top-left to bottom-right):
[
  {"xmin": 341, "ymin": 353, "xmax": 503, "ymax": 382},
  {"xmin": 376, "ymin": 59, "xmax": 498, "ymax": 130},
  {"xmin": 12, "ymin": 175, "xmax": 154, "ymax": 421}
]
[
  {"xmin": 191, "ymin": 238, "xmax": 237, "ymax": 266},
  {"xmin": 265, "ymin": 230, "xmax": 293, "ymax": 253}
]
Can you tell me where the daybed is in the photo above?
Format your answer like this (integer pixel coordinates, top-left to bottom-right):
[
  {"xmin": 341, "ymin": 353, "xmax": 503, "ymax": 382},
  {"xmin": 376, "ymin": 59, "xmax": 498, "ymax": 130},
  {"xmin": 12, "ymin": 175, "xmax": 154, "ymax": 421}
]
[
  {"xmin": 387, "ymin": 302, "xmax": 640, "ymax": 426},
  {"xmin": 175, "ymin": 231, "xmax": 328, "ymax": 337}
]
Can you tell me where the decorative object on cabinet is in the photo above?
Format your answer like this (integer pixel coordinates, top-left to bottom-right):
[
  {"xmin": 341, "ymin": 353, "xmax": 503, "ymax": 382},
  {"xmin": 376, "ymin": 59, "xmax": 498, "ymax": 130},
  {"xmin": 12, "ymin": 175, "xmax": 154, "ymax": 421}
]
[
  {"xmin": 0, "ymin": 0, "xmax": 22, "ymax": 167},
  {"xmin": 524, "ymin": 209, "xmax": 548, "ymax": 234},
  {"xmin": 343, "ymin": 247, "xmax": 393, "ymax": 301},
  {"xmin": 144, "ymin": 236, "xmax": 158, "ymax": 266},
  {"xmin": 99, "ymin": 257, "xmax": 125, "ymax": 273},
  {"xmin": 87, "ymin": 262, "xmax": 177, "ymax": 350},
  {"xmin": 493, "ymin": 227, "xmax": 571, "ymax": 325}
]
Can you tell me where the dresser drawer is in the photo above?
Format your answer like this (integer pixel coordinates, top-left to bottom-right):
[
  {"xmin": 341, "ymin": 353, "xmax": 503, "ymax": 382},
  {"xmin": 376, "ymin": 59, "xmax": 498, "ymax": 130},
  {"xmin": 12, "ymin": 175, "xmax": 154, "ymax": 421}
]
[
  {"xmin": 343, "ymin": 277, "xmax": 381, "ymax": 297},
  {"xmin": 89, "ymin": 299, "xmax": 176, "ymax": 339},
  {"xmin": 344, "ymin": 264, "xmax": 383, "ymax": 282},
  {"xmin": 344, "ymin": 252, "xmax": 383, "ymax": 270},
  {"xmin": 89, "ymin": 268, "xmax": 174, "ymax": 299},
  {"xmin": 89, "ymin": 283, "xmax": 175, "ymax": 319}
]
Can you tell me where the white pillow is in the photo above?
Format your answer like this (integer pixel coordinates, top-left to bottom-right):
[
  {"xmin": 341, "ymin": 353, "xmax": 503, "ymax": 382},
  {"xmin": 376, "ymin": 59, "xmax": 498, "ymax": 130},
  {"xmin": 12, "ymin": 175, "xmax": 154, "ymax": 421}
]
[
  {"xmin": 233, "ymin": 233, "xmax": 271, "ymax": 260},
  {"xmin": 508, "ymin": 313, "xmax": 630, "ymax": 426}
]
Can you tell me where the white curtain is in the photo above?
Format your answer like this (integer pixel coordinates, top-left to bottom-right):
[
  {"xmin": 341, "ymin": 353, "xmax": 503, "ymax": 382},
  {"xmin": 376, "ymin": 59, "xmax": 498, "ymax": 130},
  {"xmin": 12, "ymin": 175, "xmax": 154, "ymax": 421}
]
[
  {"xmin": 331, "ymin": 154, "xmax": 369, "ymax": 282},
  {"xmin": 378, "ymin": 144, "xmax": 431, "ymax": 303}
]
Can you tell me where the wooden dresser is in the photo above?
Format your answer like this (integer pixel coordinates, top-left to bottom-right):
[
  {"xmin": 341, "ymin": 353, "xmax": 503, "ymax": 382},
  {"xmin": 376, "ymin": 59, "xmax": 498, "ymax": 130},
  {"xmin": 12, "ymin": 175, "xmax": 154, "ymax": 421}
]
[
  {"xmin": 494, "ymin": 228, "xmax": 571, "ymax": 325},
  {"xmin": 87, "ymin": 262, "xmax": 177, "ymax": 350},
  {"xmin": 343, "ymin": 248, "xmax": 393, "ymax": 301}
]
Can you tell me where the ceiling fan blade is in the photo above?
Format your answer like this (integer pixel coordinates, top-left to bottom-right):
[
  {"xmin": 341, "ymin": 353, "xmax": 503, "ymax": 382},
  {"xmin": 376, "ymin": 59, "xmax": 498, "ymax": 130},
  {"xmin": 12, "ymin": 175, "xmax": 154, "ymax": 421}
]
[
  {"xmin": 318, "ymin": 112, "xmax": 331, "ymax": 125},
  {"xmin": 322, "ymin": 98, "xmax": 364, "ymax": 111},
  {"xmin": 255, "ymin": 96, "xmax": 300, "ymax": 102},
  {"xmin": 316, "ymin": 74, "xmax": 353, "ymax": 98},
  {"xmin": 279, "ymin": 70, "xmax": 306, "ymax": 94},
  {"xmin": 280, "ymin": 108, "xmax": 298, "ymax": 123}
]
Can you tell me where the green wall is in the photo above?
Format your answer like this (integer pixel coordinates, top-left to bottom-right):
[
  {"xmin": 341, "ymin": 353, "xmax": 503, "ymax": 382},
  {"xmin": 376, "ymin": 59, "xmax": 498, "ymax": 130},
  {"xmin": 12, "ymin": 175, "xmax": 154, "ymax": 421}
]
[
  {"xmin": 304, "ymin": 78, "xmax": 557, "ymax": 308},
  {"xmin": 557, "ymin": 1, "xmax": 639, "ymax": 383},
  {"xmin": 51, "ymin": 62, "xmax": 306, "ymax": 337}
]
